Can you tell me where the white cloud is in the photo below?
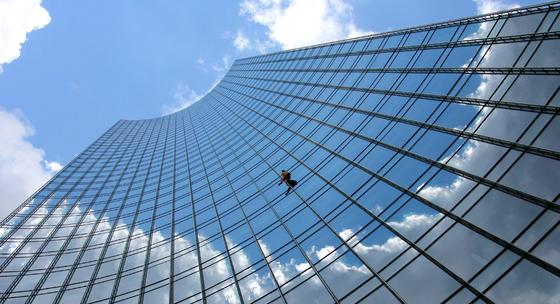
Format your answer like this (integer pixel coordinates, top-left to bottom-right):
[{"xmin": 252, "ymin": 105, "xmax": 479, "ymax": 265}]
[
  {"xmin": 0, "ymin": 107, "xmax": 59, "ymax": 220},
  {"xmin": 463, "ymin": 0, "xmax": 520, "ymax": 40},
  {"xmin": 212, "ymin": 55, "xmax": 231, "ymax": 73},
  {"xmin": 234, "ymin": 30, "xmax": 250, "ymax": 51},
  {"xmin": 339, "ymin": 228, "xmax": 407, "ymax": 255},
  {"xmin": 165, "ymin": 55, "xmax": 231, "ymax": 116},
  {"xmin": 0, "ymin": 204, "xmax": 250, "ymax": 303},
  {"xmin": 337, "ymin": 213, "xmax": 442, "ymax": 259},
  {"xmin": 315, "ymin": 245, "xmax": 337, "ymax": 262},
  {"xmin": 473, "ymin": 0, "xmax": 520, "ymax": 14},
  {"xmin": 43, "ymin": 160, "xmax": 62, "ymax": 173},
  {"xmin": 240, "ymin": 0, "xmax": 373, "ymax": 50},
  {"xmin": 412, "ymin": 11, "xmax": 560, "ymax": 302},
  {"xmin": 420, "ymin": 4, "xmax": 560, "ymax": 206},
  {"xmin": 161, "ymin": 82, "xmax": 204, "ymax": 115},
  {"xmin": 419, "ymin": 176, "xmax": 469, "ymax": 203},
  {"xmin": 388, "ymin": 213, "xmax": 443, "ymax": 231},
  {"xmin": 1, "ymin": 202, "xmax": 556, "ymax": 303},
  {"xmin": 0, "ymin": 0, "xmax": 51, "ymax": 72},
  {"xmin": 254, "ymin": 38, "xmax": 276, "ymax": 54},
  {"xmin": 418, "ymin": 0, "xmax": 535, "ymax": 206}
]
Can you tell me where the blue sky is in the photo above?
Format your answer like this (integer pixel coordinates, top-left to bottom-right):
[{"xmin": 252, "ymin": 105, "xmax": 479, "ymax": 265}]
[
  {"xmin": 0, "ymin": 2, "xmax": 558, "ymax": 302},
  {"xmin": 0, "ymin": 0, "xmax": 544, "ymax": 210}
]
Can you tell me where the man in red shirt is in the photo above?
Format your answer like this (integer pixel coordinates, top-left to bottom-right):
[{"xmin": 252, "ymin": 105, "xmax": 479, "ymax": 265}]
[{"xmin": 278, "ymin": 170, "xmax": 298, "ymax": 196}]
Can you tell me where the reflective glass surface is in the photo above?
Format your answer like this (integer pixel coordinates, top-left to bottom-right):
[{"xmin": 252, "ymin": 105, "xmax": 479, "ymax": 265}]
[{"xmin": 0, "ymin": 3, "xmax": 559, "ymax": 303}]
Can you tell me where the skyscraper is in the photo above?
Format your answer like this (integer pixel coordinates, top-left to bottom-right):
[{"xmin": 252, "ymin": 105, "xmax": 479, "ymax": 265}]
[{"xmin": 1, "ymin": 2, "xmax": 559, "ymax": 303}]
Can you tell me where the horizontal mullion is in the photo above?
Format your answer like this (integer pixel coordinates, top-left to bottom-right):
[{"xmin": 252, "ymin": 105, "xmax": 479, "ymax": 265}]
[
  {"xmin": 237, "ymin": 2, "xmax": 560, "ymax": 64},
  {"xmin": 217, "ymin": 84, "xmax": 560, "ymax": 213},
  {"xmin": 212, "ymin": 87, "xmax": 560, "ymax": 280},
  {"xmin": 222, "ymin": 78, "xmax": 560, "ymax": 160},
  {"xmin": 235, "ymin": 31, "xmax": 560, "ymax": 66},
  {"xmin": 230, "ymin": 66, "xmax": 560, "ymax": 76},
  {"xmin": 225, "ymin": 74, "xmax": 560, "ymax": 114}
]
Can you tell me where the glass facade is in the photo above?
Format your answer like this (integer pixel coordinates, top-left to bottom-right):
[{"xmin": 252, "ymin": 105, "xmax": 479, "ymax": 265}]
[{"xmin": 1, "ymin": 3, "xmax": 559, "ymax": 303}]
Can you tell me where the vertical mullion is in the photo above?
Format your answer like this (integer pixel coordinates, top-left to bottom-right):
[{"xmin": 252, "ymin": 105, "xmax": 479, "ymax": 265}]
[
  {"xmin": 456, "ymin": 10, "xmax": 560, "ymax": 301},
  {"xmin": 28, "ymin": 120, "xmax": 148, "ymax": 303},
  {"xmin": 169, "ymin": 115, "xmax": 178, "ymax": 304},
  {"xmin": 209, "ymin": 91, "xmax": 495, "ymax": 303},
  {"xmin": 197, "ymin": 101, "xmax": 297, "ymax": 304},
  {"xmin": 206, "ymin": 96, "xmax": 342, "ymax": 303},
  {"xmin": 107, "ymin": 118, "xmax": 165, "ymax": 303},
  {"xmin": 138, "ymin": 116, "xmax": 172, "ymax": 303},
  {"xmin": 0, "ymin": 120, "xmax": 124, "ymax": 258},
  {"xmin": 0, "ymin": 120, "xmax": 123, "ymax": 236},
  {"xmin": 207, "ymin": 93, "xmax": 408, "ymax": 303},
  {"xmin": 180, "ymin": 112, "xmax": 207, "ymax": 303},
  {"xmin": 53, "ymin": 120, "xmax": 156, "ymax": 304},
  {"xmin": 187, "ymin": 111, "xmax": 245, "ymax": 304},
  {"xmin": 73, "ymin": 122, "xmax": 154, "ymax": 299},
  {"xmin": 214, "ymin": 72, "xmax": 560, "ymax": 269},
  {"xmin": 0, "ymin": 121, "xmax": 139, "ymax": 302}
]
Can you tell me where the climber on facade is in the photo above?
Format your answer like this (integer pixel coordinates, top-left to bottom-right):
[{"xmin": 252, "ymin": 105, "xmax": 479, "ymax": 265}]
[{"xmin": 278, "ymin": 170, "xmax": 298, "ymax": 196}]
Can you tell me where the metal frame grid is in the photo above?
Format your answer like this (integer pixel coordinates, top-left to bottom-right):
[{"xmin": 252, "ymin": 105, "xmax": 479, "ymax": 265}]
[{"xmin": 0, "ymin": 3, "xmax": 559, "ymax": 303}]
